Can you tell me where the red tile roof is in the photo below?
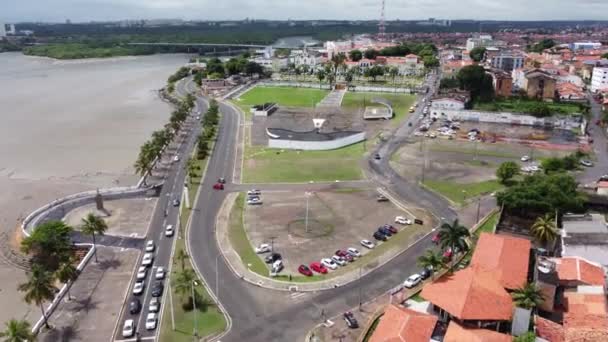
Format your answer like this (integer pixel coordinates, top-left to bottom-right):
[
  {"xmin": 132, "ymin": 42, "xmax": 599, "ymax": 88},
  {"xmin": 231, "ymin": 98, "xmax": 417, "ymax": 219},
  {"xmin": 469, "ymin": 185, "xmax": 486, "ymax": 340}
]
[
  {"xmin": 420, "ymin": 268, "xmax": 513, "ymax": 321},
  {"xmin": 443, "ymin": 321, "xmax": 512, "ymax": 342},
  {"xmin": 470, "ymin": 233, "xmax": 531, "ymax": 290},
  {"xmin": 555, "ymin": 257, "xmax": 606, "ymax": 286},
  {"xmin": 369, "ymin": 305, "xmax": 438, "ymax": 342},
  {"xmin": 536, "ymin": 316, "xmax": 565, "ymax": 342}
]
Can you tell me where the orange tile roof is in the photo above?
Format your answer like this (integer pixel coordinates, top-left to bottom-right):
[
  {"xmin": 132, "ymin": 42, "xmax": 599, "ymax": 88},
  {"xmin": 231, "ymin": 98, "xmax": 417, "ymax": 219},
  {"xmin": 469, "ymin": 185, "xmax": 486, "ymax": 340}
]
[
  {"xmin": 470, "ymin": 233, "xmax": 531, "ymax": 290},
  {"xmin": 443, "ymin": 321, "xmax": 512, "ymax": 342},
  {"xmin": 536, "ymin": 316, "xmax": 565, "ymax": 342},
  {"xmin": 420, "ymin": 268, "xmax": 513, "ymax": 321},
  {"xmin": 555, "ymin": 257, "xmax": 606, "ymax": 286},
  {"xmin": 369, "ymin": 305, "xmax": 438, "ymax": 342},
  {"xmin": 563, "ymin": 292, "xmax": 608, "ymax": 317}
]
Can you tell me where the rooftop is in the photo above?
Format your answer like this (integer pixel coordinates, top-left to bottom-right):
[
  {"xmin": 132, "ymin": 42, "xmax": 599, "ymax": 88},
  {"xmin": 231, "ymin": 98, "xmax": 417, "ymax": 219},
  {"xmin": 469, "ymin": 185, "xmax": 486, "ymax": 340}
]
[
  {"xmin": 369, "ymin": 305, "xmax": 438, "ymax": 342},
  {"xmin": 562, "ymin": 214, "xmax": 608, "ymax": 234},
  {"xmin": 443, "ymin": 321, "xmax": 512, "ymax": 342},
  {"xmin": 554, "ymin": 257, "xmax": 606, "ymax": 286}
]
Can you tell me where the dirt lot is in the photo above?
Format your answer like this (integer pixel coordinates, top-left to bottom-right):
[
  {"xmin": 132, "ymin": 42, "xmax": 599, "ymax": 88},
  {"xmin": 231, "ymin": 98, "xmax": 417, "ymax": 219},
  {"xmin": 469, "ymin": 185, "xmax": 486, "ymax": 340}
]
[{"xmin": 243, "ymin": 189, "xmax": 435, "ymax": 275}]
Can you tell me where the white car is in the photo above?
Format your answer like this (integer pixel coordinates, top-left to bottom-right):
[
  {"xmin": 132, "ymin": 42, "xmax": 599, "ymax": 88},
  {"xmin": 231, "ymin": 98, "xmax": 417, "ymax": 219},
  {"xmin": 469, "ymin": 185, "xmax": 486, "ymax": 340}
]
[
  {"xmin": 145, "ymin": 313, "xmax": 158, "ymax": 330},
  {"xmin": 331, "ymin": 255, "xmax": 347, "ymax": 266},
  {"xmin": 580, "ymin": 160, "xmax": 593, "ymax": 167},
  {"xmin": 403, "ymin": 274, "xmax": 423, "ymax": 288},
  {"xmin": 247, "ymin": 197, "xmax": 263, "ymax": 205},
  {"xmin": 173, "ymin": 155, "xmax": 180, "ymax": 162},
  {"xmin": 136, "ymin": 266, "xmax": 147, "ymax": 280},
  {"xmin": 149, "ymin": 297, "xmax": 160, "ymax": 313},
  {"xmin": 165, "ymin": 224, "xmax": 174, "ymax": 237},
  {"xmin": 413, "ymin": 131, "xmax": 424, "ymax": 137},
  {"xmin": 142, "ymin": 253, "xmax": 154, "ymax": 266},
  {"xmin": 155, "ymin": 267, "xmax": 165, "ymax": 280},
  {"xmin": 254, "ymin": 243, "xmax": 271, "ymax": 254},
  {"xmin": 122, "ymin": 319, "xmax": 135, "ymax": 338},
  {"xmin": 360, "ymin": 239, "xmax": 375, "ymax": 249},
  {"xmin": 133, "ymin": 281, "xmax": 145, "ymax": 295},
  {"xmin": 247, "ymin": 189, "xmax": 261, "ymax": 196},
  {"xmin": 395, "ymin": 216, "xmax": 413, "ymax": 225},
  {"xmin": 521, "ymin": 155, "xmax": 530, "ymax": 162},
  {"xmin": 347, "ymin": 247, "xmax": 361, "ymax": 258},
  {"xmin": 321, "ymin": 258, "xmax": 338, "ymax": 270},
  {"xmin": 145, "ymin": 240, "xmax": 155, "ymax": 252}
]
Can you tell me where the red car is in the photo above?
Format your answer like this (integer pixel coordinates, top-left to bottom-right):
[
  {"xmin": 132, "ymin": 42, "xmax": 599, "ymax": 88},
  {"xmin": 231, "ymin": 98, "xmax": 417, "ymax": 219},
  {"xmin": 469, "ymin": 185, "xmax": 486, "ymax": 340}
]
[
  {"xmin": 431, "ymin": 233, "xmax": 440, "ymax": 244},
  {"xmin": 298, "ymin": 264, "xmax": 313, "ymax": 277},
  {"xmin": 335, "ymin": 250, "xmax": 353, "ymax": 262},
  {"xmin": 443, "ymin": 248, "xmax": 453, "ymax": 260},
  {"xmin": 309, "ymin": 262, "xmax": 328, "ymax": 274},
  {"xmin": 383, "ymin": 224, "xmax": 398, "ymax": 234},
  {"xmin": 213, "ymin": 183, "xmax": 224, "ymax": 190}
]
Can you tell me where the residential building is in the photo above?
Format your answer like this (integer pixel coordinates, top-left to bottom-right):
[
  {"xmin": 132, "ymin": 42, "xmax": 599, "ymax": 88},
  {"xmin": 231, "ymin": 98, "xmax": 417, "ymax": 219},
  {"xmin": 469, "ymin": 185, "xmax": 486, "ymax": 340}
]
[
  {"xmin": 524, "ymin": 69, "xmax": 557, "ymax": 100},
  {"xmin": 491, "ymin": 53, "xmax": 525, "ymax": 73},
  {"xmin": 597, "ymin": 181, "xmax": 608, "ymax": 196},
  {"xmin": 487, "ymin": 69, "xmax": 513, "ymax": 97},
  {"xmin": 430, "ymin": 95, "xmax": 469, "ymax": 111},
  {"xmin": 289, "ymin": 49, "xmax": 323, "ymax": 70},
  {"xmin": 375, "ymin": 54, "xmax": 425, "ymax": 76},
  {"xmin": 466, "ymin": 34, "xmax": 494, "ymax": 51},
  {"xmin": 369, "ymin": 305, "xmax": 439, "ymax": 342},
  {"xmin": 591, "ymin": 67, "xmax": 608, "ymax": 93},
  {"xmin": 441, "ymin": 59, "xmax": 474, "ymax": 76},
  {"xmin": 443, "ymin": 321, "xmax": 512, "ymax": 342},
  {"xmin": 581, "ymin": 59, "xmax": 608, "ymax": 81},
  {"xmin": 557, "ymin": 83, "xmax": 586, "ymax": 102},
  {"xmin": 561, "ymin": 213, "xmax": 608, "ymax": 267}
]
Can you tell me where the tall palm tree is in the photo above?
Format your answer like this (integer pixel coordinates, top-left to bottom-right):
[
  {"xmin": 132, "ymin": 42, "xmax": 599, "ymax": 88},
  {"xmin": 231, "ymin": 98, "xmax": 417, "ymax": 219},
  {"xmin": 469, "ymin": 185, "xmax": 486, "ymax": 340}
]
[
  {"xmin": 389, "ymin": 67, "xmax": 399, "ymax": 86},
  {"xmin": 176, "ymin": 249, "xmax": 189, "ymax": 271},
  {"xmin": 531, "ymin": 214, "xmax": 559, "ymax": 246},
  {"xmin": 80, "ymin": 214, "xmax": 108, "ymax": 263},
  {"xmin": 316, "ymin": 69, "xmax": 326, "ymax": 89},
  {"xmin": 512, "ymin": 283, "xmax": 544, "ymax": 310},
  {"xmin": 0, "ymin": 319, "xmax": 35, "ymax": 342},
  {"xmin": 56, "ymin": 259, "xmax": 79, "ymax": 301},
  {"xmin": 438, "ymin": 219, "xmax": 471, "ymax": 256},
  {"xmin": 417, "ymin": 249, "xmax": 445, "ymax": 279},
  {"xmin": 173, "ymin": 269, "xmax": 196, "ymax": 302},
  {"xmin": 18, "ymin": 265, "xmax": 56, "ymax": 329}
]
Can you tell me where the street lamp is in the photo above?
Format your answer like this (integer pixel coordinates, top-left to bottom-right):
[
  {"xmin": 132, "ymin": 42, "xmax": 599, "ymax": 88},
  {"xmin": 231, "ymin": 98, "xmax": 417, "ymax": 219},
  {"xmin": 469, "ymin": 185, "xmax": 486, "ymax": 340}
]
[
  {"xmin": 192, "ymin": 280, "xmax": 199, "ymax": 337},
  {"xmin": 305, "ymin": 191, "xmax": 313, "ymax": 233}
]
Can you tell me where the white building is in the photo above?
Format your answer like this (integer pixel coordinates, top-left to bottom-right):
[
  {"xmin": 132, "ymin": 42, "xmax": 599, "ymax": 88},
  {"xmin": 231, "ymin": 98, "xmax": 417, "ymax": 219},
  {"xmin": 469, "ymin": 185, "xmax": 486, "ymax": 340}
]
[
  {"xmin": 591, "ymin": 67, "xmax": 608, "ymax": 93},
  {"xmin": 289, "ymin": 50, "xmax": 323, "ymax": 70},
  {"xmin": 571, "ymin": 42, "xmax": 602, "ymax": 50},
  {"xmin": 466, "ymin": 34, "xmax": 493, "ymax": 51},
  {"xmin": 0, "ymin": 23, "xmax": 6, "ymax": 37},
  {"xmin": 430, "ymin": 97, "xmax": 467, "ymax": 111}
]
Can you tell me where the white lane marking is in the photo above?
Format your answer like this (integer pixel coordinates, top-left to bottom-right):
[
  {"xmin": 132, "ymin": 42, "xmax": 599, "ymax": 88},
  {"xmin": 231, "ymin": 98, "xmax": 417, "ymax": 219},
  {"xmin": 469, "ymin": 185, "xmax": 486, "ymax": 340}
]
[{"xmin": 114, "ymin": 336, "xmax": 155, "ymax": 342}]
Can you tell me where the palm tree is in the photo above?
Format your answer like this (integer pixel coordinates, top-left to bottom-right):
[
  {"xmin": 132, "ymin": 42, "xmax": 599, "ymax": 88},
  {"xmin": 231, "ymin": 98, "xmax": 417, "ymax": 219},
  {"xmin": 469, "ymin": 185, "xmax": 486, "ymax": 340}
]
[
  {"xmin": 417, "ymin": 249, "xmax": 445, "ymax": 278},
  {"xmin": 389, "ymin": 67, "xmax": 399, "ymax": 87},
  {"xmin": 531, "ymin": 214, "xmax": 559, "ymax": 246},
  {"xmin": 176, "ymin": 249, "xmax": 189, "ymax": 271},
  {"xmin": 173, "ymin": 269, "xmax": 196, "ymax": 303},
  {"xmin": 0, "ymin": 319, "xmax": 35, "ymax": 342},
  {"xmin": 80, "ymin": 214, "xmax": 108, "ymax": 263},
  {"xmin": 512, "ymin": 283, "xmax": 544, "ymax": 310},
  {"xmin": 438, "ymin": 219, "xmax": 471, "ymax": 256},
  {"xmin": 18, "ymin": 265, "xmax": 56, "ymax": 329},
  {"xmin": 56, "ymin": 259, "xmax": 79, "ymax": 301},
  {"xmin": 316, "ymin": 69, "xmax": 326, "ymax": 89}
]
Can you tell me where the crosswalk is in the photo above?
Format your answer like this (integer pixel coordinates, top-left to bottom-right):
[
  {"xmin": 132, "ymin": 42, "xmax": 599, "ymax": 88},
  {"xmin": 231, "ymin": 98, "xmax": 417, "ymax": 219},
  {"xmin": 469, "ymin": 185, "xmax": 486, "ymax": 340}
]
[{"xmin": 289, "ymin": 291, "xmax": 309, "ymax": 301}]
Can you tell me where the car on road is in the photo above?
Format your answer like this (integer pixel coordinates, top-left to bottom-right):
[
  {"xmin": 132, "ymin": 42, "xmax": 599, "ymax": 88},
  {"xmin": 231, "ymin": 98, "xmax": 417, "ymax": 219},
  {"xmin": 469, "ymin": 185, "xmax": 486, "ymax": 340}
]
[
  {"xmin": 145, "ymin": 313, "xmax": 158, "ymax": 330},
  {"xmin": 335, "ymin": 250, "xmax": 353, "ymax": 262},
  {"xmin": 376, "ymin": 194, "xmax": 389, "ymax": 202},
  {"xmin": 149, "ymin": 297, "xmax": 160, "ymax": 313},
  {"xmin": 395, "ymin": 216, "xmax": 412, "ymax": 225},
  {"xmin": 213, "ymin": 183, "xmax": 224, "ymax": 190},
  {"xmin": 172, "ymin": 199, "xmax": 180, "ymax": 207},
  {"xmin": 310, "ymin": 262, "xmax": 328, "ymax": 274},
  {"xmin": 255, "ymin": 243, "xmax": 271, "ymax": 254},
  {"xmin": 151, "ymin": 282, "xmax": 164, "ymax": 297},
  {"xmin": 373, "ymin": 231, "xmax": 388, "ymax": 241},
  {"xmin": 580, "ymin": 160, "xmax": 593, "ymax": 167},
  {"xmin": 343, "ymin": 311, "xmax": 359, "ymax": 329},
  {"xmin": 521, "ymin": 155, "xmax": 530, "ymax": 162},
  {"xmin": 247, "ymin": 197, "xmax": 263, "ymax": 205},
  {"xmin": 136, "ymin": 266, "xmax": 147, "ymax": 280},
  {"xmin": 403, "ymin": 274, "xmax": 422, "ymax": 288},
  {"xmin": 298, "ymin": 264, "xmax": 313, "ymax": 276},
  {"xmin": 155, "ymin": 267, "xmax": 165, "ymax": 280},
  {"xmin": 165, "ymin": 224, "xmax": 174, "ymax": 237},
  {"xmin": 374, "ymin": 153, "xmax": 381, "ymax": 160},
  {"xmin": 347, "ymin": 247, "xmax": 361, "ymax": 258},
  {"xmin": 122, "ymin": 319, "xmax": 135, "ymax": 338},
  {"xmin": 331, "ymin": 255, "xmax": 347, "ymax": 266},
  {"xmin": 360, "ymin": 239, "xmax": 375, "ymax": 249},
  {"xmin": 129, "ymin": 299, "xmax": 141, "ymax": 314},
  {"xmin": 142, "ymin": 253, "xmax": 154, "ymax": 266},
  {"xmin": 173, "ymin": 155, "xmax": 180, "ymax": 162},
  {"xmin": 145, "ymin": 240, "xmax": 155, "ymax": 252},
  {"xmin": 218, "ymin": 177, "xmax": 226, "ymax": 184},
  {"xmin": 247, "ymin": 189, "xmax": 261, "ymax": 196},
  {"xmin": 264, "ymin": 253, "xmax": 282, "ymax": 264},
  {"xmin": 133, "ymin": 281, "xmax": 145, "ymax": 295},
  {"xmin": 383, "ymin": 224, "xmax": 398, "ymax": 234},
  {"xmin": 377, "ymin": 227, "xmax": 392, "ymax": 237},
  {"xmin": 321, "ymin": 258, "xmax": 338, "ymax": 270}
]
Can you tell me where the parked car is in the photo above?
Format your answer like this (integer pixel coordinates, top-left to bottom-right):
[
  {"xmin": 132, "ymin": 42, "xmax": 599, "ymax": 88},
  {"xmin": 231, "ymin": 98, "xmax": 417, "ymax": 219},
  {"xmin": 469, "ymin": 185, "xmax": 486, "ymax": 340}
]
[
  {"xmin": 580, "ymin": 160, "xmax": 593, "ymax": 167},
  {"xmin": 321, "ymin": 258, "xmax": 338, "ymax": 270},
  {"xmin": 335, "ymin": 250, "xmax": 353, "ymax": 262},
  {"xmin": 254, "ymin": 243, "xmax": 271, "ymax": 254},
  {"xmin": 247, "ymin": 189, "xmax": 261, "ymax": 196},
  {"xmin": 347, "ymin": 247, "xmax": 361, "ymax": 258},
  {"xmin": 374, "ymin": 153, "xmax": 381, "ymax": 160},
  {"xmin": 213, "ymin": 183, "xmax": 224, "ymax": 190},
  {"xmin": 145, "ymin": 313, "xmax": 158, "ymax": 330},
  {"xmin": 173, "ymin": 155, "xmax": 180, "ymax": 162},
  {"xmin": 136, "ymin": 266, "xmax": 147, "ymax": 280},
  {"xmin": 218, "ymin": 177, "xmax": 226, "ymax": 184},
  {"xmin": 155, "ymin": 267, "xmax": 165, "ymax": 280},
  {"xmin": 133, "ymin": 281, "xmax": 145, "ymax": 295},
  {"xmin": 377, "ymin": 227, "xmax": 392, "ymax": 237},
  {"xmin": 165, "ymin": 224, "xmax": 174, "ymax": 237},
  {"xmin": 145, "ymin": 240, "xmax": 155, "ymax": 252},
  {"xmin": 151, "ymin": 282, "xmax": 164, "ymax": 297},
  {"xmin": 172, "ymin": 199, "xmax": 180, "ymax": 207},
  {"xmin": 331, "ymin": 255, "xmax": 347, "ymax": 266},
  {"xmin": 264, "ymin": 253, "xmax": 281, "ymax": 264},
  {"xmin": 129, "ymin": 299, "xmax": 141, "ymax": 314},
  {"xmin": 360, "ymin": 239, "xmax": 375, "ymax": 249},
  {"xmin": 271, "ymin": 260, "xmax": 284, "ymax": 274},
  {"xmin": 420, "ymin": 268, "xmax": 433, "ymax": 280},
  {"xmin": 298, "ymin": 264, "xmax": 313, "ymax": 277},
  {"xmin": 403, "ymin": 274, "xmax": 423, "ymax": 288},
  {"xmin": 431, "ymin": 233, "xmax": 441, "ymax": 244},
  {"xmin": 395, "ymin": 216, "xmax": 412, "ymax": 225},
  {"xmin": 343, "ymin": 311, "xmax": 359, "ymax": 329},
  {"xmin": 247, "ymin": 197, "xmax": 263, "ymax": 205},
  {"xmin": 373, "ymin": 231, "xmax": 387, "ymax": 241},
  {"xmin": 149, "ymin": 297, "xmax": 160, "ymax": 313},
  {"xmin": 383, "ymin": 224, "xmax": 398, "ymax": 234},
  {"xmin": 310, "ymin": 262, "xmax": 328, "ymax": 274},
  {"xmin": 376, "ymin": 194, "xmax": 389, "ymax": 202},
  {"xmin": 122, "ymin": 319, "xmax": 135, "ymax": 338},
  {"xmin": 521, "ymin": 155, "xmax": 530, "ymax": 162},
  {"xmin": 142, "ymin": 253, "xmax": 154, "ymax": 266}
]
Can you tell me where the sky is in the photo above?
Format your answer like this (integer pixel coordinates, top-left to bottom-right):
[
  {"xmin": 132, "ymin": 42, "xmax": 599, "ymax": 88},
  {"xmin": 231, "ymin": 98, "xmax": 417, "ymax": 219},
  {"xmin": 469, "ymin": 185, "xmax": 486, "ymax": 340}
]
[{"xmin": 1, "ymin": 0, "xmax": 608, "ymax": 23}]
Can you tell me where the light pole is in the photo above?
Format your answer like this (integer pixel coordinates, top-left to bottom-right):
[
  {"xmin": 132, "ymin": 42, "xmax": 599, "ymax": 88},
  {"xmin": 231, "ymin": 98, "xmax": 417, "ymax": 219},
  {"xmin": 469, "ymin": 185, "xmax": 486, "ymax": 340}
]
[
  {"xmin": 305, "ymin": 191, "xmax": 313, "ymax": 233},
  {"xmin": 462, "ymin": 190, "xmax": 467, "ymax": 205},
  {"xmin": 192, "ymin": 280, "xmax": 198, "ymax": 337},
  {"xmin": 215, "ymin": 254, "xmax": 220, "ymax": 299},
  {"xmin": 358, "ymin": 267, "xmax": 363, "ymax": 311}
]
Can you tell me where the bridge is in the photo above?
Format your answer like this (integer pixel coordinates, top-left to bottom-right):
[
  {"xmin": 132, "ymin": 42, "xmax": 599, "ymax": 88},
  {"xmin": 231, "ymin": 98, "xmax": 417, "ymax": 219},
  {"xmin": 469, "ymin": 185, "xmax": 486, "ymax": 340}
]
[{"xmin": 128, "ymin": 42, "xmax": 269, "ymax": 48}]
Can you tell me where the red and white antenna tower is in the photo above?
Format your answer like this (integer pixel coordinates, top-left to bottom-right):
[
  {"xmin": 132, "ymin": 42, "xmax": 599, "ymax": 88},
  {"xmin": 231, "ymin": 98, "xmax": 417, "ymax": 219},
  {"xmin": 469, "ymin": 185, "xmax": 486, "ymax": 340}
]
[{"xmin": 378, "ymin": 0, "xmax": 386, "ymax": 40}]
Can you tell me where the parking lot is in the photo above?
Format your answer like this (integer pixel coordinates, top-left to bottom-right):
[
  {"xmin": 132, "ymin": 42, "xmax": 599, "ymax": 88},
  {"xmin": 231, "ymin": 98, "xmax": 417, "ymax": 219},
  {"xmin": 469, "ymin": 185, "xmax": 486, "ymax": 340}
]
[{"xmin": 243, "ymin": 189, "xmax": 435, "ymax": 276}]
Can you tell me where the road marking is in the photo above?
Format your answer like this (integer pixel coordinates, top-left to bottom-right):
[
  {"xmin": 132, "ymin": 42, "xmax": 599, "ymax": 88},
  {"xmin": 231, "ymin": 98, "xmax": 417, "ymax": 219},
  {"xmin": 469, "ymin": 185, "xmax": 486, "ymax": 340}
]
[
  {"xmin": 290, "ymin": 292, "xmax": 308, "ymax": 300},
  {"xmin": 114, "ymin": 336, "xmax": 155, "ymax": 342}
]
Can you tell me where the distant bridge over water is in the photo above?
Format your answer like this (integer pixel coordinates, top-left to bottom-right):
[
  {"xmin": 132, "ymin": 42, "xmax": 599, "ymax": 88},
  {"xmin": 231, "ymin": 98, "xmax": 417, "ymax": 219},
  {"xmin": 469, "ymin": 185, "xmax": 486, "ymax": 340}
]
[{"xmin": 128, "ymin": 42, "xmax": 269, "ymax": 48}]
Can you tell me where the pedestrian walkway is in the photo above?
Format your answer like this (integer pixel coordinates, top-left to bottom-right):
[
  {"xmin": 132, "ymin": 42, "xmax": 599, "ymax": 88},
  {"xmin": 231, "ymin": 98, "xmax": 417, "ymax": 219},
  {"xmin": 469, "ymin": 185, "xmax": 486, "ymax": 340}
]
[{"xmin": 316, "ymin": 89, "xmax": 346, "ymax": 108}]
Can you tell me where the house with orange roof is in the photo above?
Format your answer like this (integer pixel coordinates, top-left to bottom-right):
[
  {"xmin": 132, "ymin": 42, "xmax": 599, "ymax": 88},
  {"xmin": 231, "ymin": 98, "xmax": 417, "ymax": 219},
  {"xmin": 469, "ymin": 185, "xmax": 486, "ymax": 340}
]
[
  {"xmin": 443, "ymin": 321, "xmax": 512, "ymax": 342},
  {"xmin": 369, "ymin": 305, "xmax": 439, "ymax": 342},
  {"xmin": 553, "ymin": 256, "xmax": 606, "ymax": 287}
]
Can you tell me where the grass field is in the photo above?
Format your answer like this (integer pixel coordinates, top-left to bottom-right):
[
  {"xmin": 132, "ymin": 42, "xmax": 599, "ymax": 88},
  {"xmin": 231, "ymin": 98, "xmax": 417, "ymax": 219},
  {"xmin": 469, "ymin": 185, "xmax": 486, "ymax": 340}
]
[
  {"xmin": 228, "ymin": 193, "xmax": 269, "ymax": 276},
  {"xmin": 341, "ymin": 92, "xmax": 416, "ymax": 124},
  {"xmin": 233, "ymin": 86, "xmax": 329, "ymax": 116},
  {"xmin": 243, "ymin": 142, "xmax": 366, "ymax": 183},
  {"xmin": 423, "ymin": 179, "xmax": 504, "ymax": 205},
  {"xmin": 475, "ymin": 98, "xmax": 584, "ymax": 115}
]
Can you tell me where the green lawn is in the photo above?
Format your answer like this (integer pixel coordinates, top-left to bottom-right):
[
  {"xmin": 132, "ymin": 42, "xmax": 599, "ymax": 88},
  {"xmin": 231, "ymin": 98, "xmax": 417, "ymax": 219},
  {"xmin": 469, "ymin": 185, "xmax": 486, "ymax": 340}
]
[
  {"xmin": 423, "ymin": 179, "xmax": 504, "ymax": 205},
  {"xmin": 341, "ymin": 92, "xmax": 416, "ymax": 125},
  {"xmin": 243, "ymin": 142, "xmax": 366, "ymax": 183},
  {"xmin": 475, "ymin": 98, "xmax": 584, "ymax": 115},
  {"xmin": 475, "ymin": 211, "xmax": 499, "ymax": 237},
  {"xmin": 233, "ymin": 86, "xmax": 329, "ymax": 113},
  {"xmin": 228, "ymin": 193, "xmax": 269, "ymax": 276},
  {"xmin": 428, "ymin": 143, "xmax": 520, "ymax": 159}
]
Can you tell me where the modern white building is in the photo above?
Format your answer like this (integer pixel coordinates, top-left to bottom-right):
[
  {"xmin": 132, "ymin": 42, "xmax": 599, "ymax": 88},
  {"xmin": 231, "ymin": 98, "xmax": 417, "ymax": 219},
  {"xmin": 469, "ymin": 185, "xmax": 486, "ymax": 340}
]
[
  {"xmin": 466, "ymin": 35, "xmax": 493, "ymax": 51},
  {"xmin": 0, "ymin": 23, "xmax": 6, "ymax": 37},
  {"xmin": 591, "ymin": 67, "xmax": 608, "ymax": 93}
]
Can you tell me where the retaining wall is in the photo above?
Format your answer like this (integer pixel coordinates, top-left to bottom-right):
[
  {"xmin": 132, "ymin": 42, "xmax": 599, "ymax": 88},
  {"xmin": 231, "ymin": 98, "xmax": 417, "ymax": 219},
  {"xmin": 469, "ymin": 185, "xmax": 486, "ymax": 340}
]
[
  {"xmin": 430, "ymin": 108, "xmax": 584, "ymax": 130},
  {"xmin": 267, "ymin": 131, "xmax": 365, "ymax": 151}
]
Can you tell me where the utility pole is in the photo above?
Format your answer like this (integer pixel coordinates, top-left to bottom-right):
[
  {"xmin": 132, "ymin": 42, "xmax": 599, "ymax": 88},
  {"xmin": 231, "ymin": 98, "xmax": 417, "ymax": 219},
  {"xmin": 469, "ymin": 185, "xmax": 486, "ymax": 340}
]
[
  {"xmin": 192, "ymin": 281, "xmax": 198, "ymax": 337},
  {"xmin": 358, "ymin": 267, "xmax": 363, "ymax": 311},
  {"xmin": 305, "ymin": 192, "xmax": 312, "ymax": 233},
  {"xmin": 269, "ymin": 236, "xmax": 277, "ymax": 253}
]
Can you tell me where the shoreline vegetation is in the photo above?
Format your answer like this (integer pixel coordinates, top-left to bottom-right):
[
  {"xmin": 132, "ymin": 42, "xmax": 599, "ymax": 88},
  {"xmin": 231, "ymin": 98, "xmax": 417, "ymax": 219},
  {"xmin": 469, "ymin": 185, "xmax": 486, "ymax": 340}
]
[{"xmin": 22, "ymin": 43, "xmax": 155, "ymax": 59}]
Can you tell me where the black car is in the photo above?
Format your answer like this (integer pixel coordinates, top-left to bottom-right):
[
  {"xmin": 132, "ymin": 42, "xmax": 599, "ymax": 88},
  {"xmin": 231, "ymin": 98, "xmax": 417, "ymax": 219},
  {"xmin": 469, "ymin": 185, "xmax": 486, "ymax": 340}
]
[
  {"xmin": 129, "ymin": 299, "xmax": 141, "ymax": 314},
  {"xmin": 377, "ymin": 227, "xmax": 392, "ymax": 237},
  {"xmin": 172, "ymin": 199, "xmax": 180, "ymax": 207},
  {"xmin": 420, "ymin": 268, "xmax": 433, "ymax": 280},
  {"xmin": 218, "ymin": 177, "xmax": 226, "ymax": 184},
  {"xmin": 373, "ymin": 231, "xmax": 387, "ymax": 241},
  {"xmin": 265, "ymin": 253, "xmax": 282, "ymax": 264},
  {"xmin": 343, "ymin": 311, "xmax": 359, "ymax": 329},
  {"xmin": 374, "ymin": 153, "xmax": 381, "ymax": 160},
  {"xmin": 151, "ymin": 282, "xmax": 164, "ymax": 297},
  {"xmin": 376, "ymin": 195, "xmax": 389, "ymax": 202}
]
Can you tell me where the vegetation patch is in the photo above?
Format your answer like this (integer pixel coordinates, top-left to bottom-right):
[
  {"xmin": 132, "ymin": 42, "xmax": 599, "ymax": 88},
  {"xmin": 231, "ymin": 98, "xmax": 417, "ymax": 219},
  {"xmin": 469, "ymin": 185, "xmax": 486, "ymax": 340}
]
[
  {"xmin": 474, "ymin": 98, "xmax": 585, "ymax": 116},
  {"xmin": 228, "ymin": 194, "xmax": 269, "ymax": 276},
  {"xmin": 423, "ymin": 179, "xmax": 504, "ymax": 205},
  {"xmin": 341, "ymin": 92, "xmax": 416, "ymax": 124},
  {"xmin": 236, "ymin": 86, "xmax": 328, "ymax": 110}
]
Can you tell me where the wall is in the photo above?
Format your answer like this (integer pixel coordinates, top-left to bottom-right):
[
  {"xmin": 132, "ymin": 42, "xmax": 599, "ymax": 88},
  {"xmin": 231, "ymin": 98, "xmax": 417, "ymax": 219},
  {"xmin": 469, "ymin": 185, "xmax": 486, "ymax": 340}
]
[
  {"xmin": 259, "ymin": 81, "xmax": 414, "ymax": 94},
  {"xmin": 430, "ymin": 108, "xmax": 583, "ymax": 130},
  {"xmin": 267, "ymin": 131, "xmax": 365, "ymax": 151}
]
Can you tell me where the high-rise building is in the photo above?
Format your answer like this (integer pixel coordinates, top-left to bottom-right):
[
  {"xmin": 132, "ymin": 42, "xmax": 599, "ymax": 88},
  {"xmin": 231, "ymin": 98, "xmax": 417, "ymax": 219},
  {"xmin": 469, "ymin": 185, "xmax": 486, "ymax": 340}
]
[
  {"xmin": 7, "ymin": 24, "xmax": 15, "ymax": 35},
  {"xmin": 591, "ymin": 67, "xmax": 608, "ymax": 93},
  {"xmin": 0, "ymin": 23, "xmax": 6, "ymax": 37}
]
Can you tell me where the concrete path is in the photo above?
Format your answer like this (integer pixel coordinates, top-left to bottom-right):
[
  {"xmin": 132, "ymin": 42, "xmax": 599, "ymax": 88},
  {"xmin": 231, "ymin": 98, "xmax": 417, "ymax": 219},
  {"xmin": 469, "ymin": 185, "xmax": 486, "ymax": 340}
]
[{"xmin": 316, "ymin": 89, "xmax": 346, "ymax": 108}]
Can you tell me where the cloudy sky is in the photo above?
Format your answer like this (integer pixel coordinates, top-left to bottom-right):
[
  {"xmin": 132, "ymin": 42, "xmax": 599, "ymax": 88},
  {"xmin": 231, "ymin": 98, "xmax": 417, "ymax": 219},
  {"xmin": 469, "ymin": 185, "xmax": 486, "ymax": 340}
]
[{"xmin": 2, "ymin": 0, "xmax": 608, "ymax": 23}]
